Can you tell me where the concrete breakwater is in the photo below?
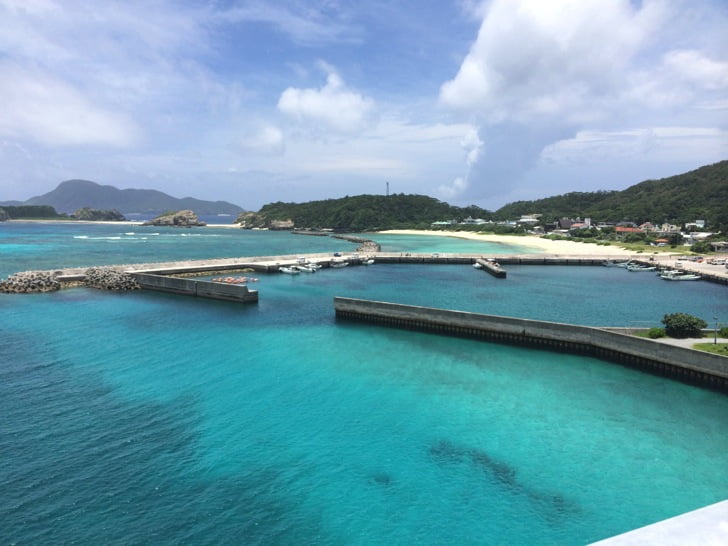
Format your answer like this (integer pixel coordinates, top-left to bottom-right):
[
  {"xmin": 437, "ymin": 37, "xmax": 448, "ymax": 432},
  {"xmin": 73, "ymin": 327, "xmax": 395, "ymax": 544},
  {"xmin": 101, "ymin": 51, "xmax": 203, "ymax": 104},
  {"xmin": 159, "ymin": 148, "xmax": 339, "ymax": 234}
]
[
  {"xmin": 334, "ymin": 297, "xmax": 728, "ymax": 392},
  {"xmin": 130, "ymin": 272, "xmax": 258, "ymax": 303},
  {"xmin": 0, "ymin": 267, "xmax": 139, "ymax": 293},
  {"xmin": 332, "ymin": 234, "xmax": 382, "ymax": 252}
]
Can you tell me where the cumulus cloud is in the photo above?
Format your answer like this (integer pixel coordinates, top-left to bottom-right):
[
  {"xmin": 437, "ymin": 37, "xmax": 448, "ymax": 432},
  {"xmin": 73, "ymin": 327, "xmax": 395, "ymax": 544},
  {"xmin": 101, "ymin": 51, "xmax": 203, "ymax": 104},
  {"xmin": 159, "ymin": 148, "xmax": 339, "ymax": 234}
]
[
  {"xmin": 439, "ymin": 0, "xmax": 663, "ymax": 123},
  {"xmin": 436, "ymin": 0, "xmax": 728, "ymax": 206},
  {"xmin": 277, "ymin": 70, "xmax": 375, "ymax": 133},
  {"xmin": 436, "ymin": 127, "xmax": 483, "ymax": 199}
]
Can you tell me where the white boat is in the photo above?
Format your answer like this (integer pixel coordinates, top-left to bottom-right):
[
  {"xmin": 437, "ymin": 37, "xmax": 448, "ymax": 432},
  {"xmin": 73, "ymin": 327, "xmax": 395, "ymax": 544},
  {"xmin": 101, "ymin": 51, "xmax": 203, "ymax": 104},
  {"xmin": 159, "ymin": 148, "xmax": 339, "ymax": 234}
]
[
  {"xmin": 627, "ymin": 264, "xmax": 656, "ymax": 272},
  {"xmin": 473, "ymin": 263, "xmax": 483, "ymax": 269},
  {"xmin": 603, "ymin": 260, "xmax": 630, "ymax": 267},
  {"xmin": 363, "ymin": 259, "xmax": 375, "ymax": 265},
  {"xmin": 279, "ymin": 266, "xmax": 300, "ymax": 275},
  {"xmin": 293, "ymin": 264, "xmax": 316, "ymax": 273},
  {"xmin": 330, "ymin": 261, "xmax": 349, "ymax": 269},
  {"xmin": 660, "ymin": 270, "xmax": 701, "ymax": 281}
]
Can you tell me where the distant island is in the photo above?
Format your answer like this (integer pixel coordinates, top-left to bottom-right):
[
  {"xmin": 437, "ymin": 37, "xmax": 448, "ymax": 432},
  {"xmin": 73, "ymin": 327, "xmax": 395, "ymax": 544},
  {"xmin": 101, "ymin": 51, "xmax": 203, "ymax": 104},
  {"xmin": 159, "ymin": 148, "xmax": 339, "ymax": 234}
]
[{"xmin": 0, "ymin": 179, "xmax": 244, "ymax": 216}]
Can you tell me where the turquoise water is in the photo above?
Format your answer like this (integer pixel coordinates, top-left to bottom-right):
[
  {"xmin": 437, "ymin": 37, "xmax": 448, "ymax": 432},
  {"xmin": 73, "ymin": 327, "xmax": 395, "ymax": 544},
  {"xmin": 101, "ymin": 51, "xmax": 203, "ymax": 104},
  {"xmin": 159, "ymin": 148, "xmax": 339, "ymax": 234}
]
[{"xmin": 1, "ymin": 223, "xmax": 727, "ymax": 544}]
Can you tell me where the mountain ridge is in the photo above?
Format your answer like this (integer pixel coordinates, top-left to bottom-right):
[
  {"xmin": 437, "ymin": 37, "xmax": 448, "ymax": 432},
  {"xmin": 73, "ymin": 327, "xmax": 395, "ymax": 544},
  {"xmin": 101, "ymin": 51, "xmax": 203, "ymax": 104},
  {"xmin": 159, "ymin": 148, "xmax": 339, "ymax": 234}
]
[{"xmin": 10, "ymin": 179, "xmax": 245, "ymax": 215}]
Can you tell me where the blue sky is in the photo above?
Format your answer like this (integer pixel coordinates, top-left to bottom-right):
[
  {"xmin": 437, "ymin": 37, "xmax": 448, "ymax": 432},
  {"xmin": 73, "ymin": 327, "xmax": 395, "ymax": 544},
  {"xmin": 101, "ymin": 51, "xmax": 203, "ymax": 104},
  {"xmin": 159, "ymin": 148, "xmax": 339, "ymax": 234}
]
[{"xmin": 1, "ymin": 0, "xmax": 726, "ymax": 211}]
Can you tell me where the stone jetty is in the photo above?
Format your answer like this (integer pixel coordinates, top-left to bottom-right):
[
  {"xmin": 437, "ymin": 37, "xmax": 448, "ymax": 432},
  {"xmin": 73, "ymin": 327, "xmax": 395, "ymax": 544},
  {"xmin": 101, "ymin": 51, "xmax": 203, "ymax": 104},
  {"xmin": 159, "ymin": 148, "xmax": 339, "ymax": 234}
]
[
  {"xmin": 84, "ymin": 267, "xmax": 140, "ymax": 290},
  {"xmin": 0, "ymin": 271, "xmax": 62, "ymax": 293}
]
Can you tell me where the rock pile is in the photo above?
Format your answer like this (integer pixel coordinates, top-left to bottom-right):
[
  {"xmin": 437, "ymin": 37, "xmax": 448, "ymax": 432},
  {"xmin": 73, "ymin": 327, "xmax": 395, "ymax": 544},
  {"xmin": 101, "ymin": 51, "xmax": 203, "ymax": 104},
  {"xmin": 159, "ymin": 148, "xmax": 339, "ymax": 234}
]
[
  {"xmin": 357, "ymin": 241, "xmax": 381, "ymax": 252},
  {"xmin": 0, "ymin": 271, "xmax": 61, "ymax": 293},
  {"xmin": 142, "ymin": 210, "xmax": 206, "ymax": 227},
  {"xmin": 84, "ymin": 268, "xmax": 140, "ymax": 290}
]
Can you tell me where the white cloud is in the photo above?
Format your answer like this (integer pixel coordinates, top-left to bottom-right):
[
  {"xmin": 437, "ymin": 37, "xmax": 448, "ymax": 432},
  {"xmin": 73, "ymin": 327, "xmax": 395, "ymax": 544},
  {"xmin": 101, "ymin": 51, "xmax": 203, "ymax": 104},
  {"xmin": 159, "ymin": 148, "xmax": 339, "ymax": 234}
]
[
  {"xmin": 0, "ymin": 63, "xmax": 140, "ymax": 147},
  {"xmin": 278, "ymin": 70, "xmax": 375, "ymax": 133},
  {"xmin": 663, "ymin": 50, "xmax": 728, "ymax": 91},
  {"xmin": 237, "ymin": 125, "xmax": 285, "ymax": 155},
  {"xmin": 216, "ymin": 2, "xmax": 360, "ymax": 46},
  {"xmin": 436, "ymin": 127, "xmax": 483, "ymax": 199},
  {"xmin": 439, "ymin": 0, "xmax": 665, "ymax": 123},
  {"xmin": 541, "ymin": 127, "xmax": 728, "ymax": 164}
]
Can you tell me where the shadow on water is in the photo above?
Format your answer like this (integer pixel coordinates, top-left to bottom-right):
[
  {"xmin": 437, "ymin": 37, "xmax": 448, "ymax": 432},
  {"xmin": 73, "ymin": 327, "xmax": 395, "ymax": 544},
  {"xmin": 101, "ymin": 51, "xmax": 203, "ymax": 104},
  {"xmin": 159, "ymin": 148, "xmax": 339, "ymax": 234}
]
[{"xmin": 429, "ymin": 440, "xmax": 579, "ymax": 523}]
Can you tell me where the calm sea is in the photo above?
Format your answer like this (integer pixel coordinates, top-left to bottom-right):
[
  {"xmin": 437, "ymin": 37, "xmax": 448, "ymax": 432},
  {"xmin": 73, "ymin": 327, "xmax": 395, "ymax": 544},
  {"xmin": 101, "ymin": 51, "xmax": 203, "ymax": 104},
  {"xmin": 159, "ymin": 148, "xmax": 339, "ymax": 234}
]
[{"xmin": 1, "ymin": 222, "xmax": 727, "ymax": 545}]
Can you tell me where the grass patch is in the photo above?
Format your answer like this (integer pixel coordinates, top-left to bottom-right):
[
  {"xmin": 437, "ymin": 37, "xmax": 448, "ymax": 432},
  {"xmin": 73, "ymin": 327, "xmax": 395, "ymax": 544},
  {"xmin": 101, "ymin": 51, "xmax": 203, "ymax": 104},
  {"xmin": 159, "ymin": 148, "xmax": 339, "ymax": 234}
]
[{"xmin": 692, "ymin": 343, "xmax": 728, "ymax": 355}]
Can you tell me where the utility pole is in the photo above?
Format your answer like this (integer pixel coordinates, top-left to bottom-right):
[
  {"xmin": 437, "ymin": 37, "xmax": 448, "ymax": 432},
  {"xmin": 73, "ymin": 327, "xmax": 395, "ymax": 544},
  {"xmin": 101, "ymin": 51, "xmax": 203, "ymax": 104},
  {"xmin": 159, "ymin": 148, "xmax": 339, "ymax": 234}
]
[
  {"xmin": 386, "ymin": 181, "xmax": 389, "ymax": 197},
  {"xmin": 715, "ymin": 315, "xmax": 719, "ymax": 344}
]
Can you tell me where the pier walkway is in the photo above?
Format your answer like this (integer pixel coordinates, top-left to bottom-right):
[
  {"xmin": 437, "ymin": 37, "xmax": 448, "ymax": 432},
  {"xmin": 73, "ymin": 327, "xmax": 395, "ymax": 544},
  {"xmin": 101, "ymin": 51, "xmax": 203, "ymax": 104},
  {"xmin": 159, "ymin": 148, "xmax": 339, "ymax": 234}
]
[{"xmin": 43, "ymin": 251, "xmax": 728, "ymax": 285}]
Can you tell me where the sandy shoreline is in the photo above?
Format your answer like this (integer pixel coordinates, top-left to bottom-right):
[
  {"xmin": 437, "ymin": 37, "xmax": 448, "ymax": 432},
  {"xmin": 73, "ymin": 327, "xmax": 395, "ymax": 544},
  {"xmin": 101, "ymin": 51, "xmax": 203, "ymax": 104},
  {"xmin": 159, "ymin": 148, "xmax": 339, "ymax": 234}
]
[
  {"xmin": 6, "ymin": 220, "xmax": 670, "ymax": 256},
  {"xmin": 378, "ymin": 229, "xmax": 663, "ymax": 256}
]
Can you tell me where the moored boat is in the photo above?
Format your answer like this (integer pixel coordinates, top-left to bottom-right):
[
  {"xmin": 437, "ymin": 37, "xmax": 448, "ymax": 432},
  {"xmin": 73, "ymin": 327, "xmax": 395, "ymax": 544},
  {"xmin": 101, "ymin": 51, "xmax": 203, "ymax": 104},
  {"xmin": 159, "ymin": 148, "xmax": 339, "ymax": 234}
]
[
  {"xmin": 660, "ymin": 270, "xmax": 701, "ymax": 281},
  {"xmin": 279, "ymin": 266, "xmax": 300, "ymax": 275}
]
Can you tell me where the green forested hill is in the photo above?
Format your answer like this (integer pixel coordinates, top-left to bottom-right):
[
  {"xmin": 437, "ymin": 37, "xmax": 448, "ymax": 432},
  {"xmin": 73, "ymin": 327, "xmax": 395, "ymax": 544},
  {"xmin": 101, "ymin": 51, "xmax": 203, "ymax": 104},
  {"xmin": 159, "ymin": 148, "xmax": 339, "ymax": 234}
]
[
  {"xmin": 495, "ymin": 160, "xmax": 728, "ymax": 229},
  {"xmin": 245, "ymin": 194, "xmax": 490, "ymax": 231}
]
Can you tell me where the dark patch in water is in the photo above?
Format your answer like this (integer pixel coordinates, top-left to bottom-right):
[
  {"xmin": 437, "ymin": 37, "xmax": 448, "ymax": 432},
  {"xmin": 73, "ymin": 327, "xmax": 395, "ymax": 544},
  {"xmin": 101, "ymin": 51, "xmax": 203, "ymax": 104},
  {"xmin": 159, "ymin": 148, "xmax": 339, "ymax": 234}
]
[
  {"xmin": 369, "ymin": 472, "xmax": 393, "ymax": 487},
  {"xmin": 429, "ymin": 440, "xmax": 578, "ymax": 520}
]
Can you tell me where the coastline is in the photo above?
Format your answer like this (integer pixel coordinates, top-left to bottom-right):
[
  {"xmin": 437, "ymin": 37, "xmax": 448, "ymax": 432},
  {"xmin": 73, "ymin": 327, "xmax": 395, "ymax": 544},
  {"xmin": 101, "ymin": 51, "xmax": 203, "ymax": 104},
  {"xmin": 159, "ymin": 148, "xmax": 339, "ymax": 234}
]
[
  {"xmin": 5, "ymin": 219, "xmax": 240, "ymax": 228},
  {"xmin": 378, "ymin": 229, "xmax": 662, "ymax": 256}
]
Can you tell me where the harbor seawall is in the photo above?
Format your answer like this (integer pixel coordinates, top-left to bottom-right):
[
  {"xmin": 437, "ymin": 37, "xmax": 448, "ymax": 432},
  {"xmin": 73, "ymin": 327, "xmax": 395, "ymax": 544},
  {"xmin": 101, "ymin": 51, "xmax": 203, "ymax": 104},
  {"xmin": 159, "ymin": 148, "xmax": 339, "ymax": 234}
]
[
  {"xmin": 131, "ymin": 272, "xmax": 258, "ymax": 303},
  {"xmin": 334, "ymin": 297, "xmax": 728, "ymax": 392}
]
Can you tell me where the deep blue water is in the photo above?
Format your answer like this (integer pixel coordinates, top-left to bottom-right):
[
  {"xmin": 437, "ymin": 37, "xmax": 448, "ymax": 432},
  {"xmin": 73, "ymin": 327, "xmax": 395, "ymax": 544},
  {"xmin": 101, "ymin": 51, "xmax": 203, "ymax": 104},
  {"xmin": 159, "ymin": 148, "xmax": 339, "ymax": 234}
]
[{"xmin": 1, "ymin": 222, "xmax": 727, "ymax": 545}]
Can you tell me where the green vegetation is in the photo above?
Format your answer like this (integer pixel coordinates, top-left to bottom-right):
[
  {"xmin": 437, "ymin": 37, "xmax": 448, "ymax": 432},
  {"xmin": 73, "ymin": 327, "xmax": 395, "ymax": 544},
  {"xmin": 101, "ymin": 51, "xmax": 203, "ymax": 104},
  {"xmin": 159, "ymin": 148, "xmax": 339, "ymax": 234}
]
[
  {"xmin": 647, "ymin": 327, "xmax": 666, "ymax": 339},
  {"xmin": 72, "ymin": 207, "xmax": 126, "ymax": 221},
  {"xmin": 239, "ymin": 194, "xmax": 491, "ymax": 232},
  {"xmin": 0, "ymin": 205, "xmax": 64, "ymax": 219},
  {"xmin": 692, "ymin": 343, "xmax": 728, "ymax": 356},
  {"xmin": 238, "ymin": 161, "xmax": 727, "ymax": 233},
  {"xmin": 662, "ymin": 313, "xmax": 708, "ymax": 339},
  {"xmin": 494, "ymin": 160, "xmax": 728, "ymax": 230}
]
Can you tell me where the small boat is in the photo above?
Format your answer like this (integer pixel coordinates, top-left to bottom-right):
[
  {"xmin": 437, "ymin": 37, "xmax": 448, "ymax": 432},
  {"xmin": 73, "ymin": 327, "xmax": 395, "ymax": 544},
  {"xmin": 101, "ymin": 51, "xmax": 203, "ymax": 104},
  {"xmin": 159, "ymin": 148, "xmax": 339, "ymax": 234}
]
[
  {"xmin": 330, "ymin": 261, "xmax": 349, "ymax": 269},
  {"xmin": 627, "ymin": 264, "xmax": 656, "ymax": 272},
  {"xmin": 473, "ymin": 263, "xmax": 483, "ymax": 269},
  {"xmin": 660, "ymin": 270, "xmax": 701, "ymax": 281},
  {"xmin": 279, "ymin": 266, "xmax": 300, "ymax": 275},
  {"xmin": 362, "ymin": 259, "xmax": 375, "ymax": 265},
  {"xmin": 603, "ymin": 260, "xmax": 630, "ymax": 267},
  {"xmin": 293, "ymin": 264, "xmax": 316, "ymax": 273}
]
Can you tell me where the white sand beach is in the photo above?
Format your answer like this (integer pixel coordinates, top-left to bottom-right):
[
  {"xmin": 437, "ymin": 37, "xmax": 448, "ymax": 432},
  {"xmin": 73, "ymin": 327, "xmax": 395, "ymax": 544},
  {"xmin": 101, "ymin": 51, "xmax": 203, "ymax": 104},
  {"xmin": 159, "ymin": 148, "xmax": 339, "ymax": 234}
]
[{"xmin": 378, "ymin": 229, "xmax": 653, "ymax": 256}]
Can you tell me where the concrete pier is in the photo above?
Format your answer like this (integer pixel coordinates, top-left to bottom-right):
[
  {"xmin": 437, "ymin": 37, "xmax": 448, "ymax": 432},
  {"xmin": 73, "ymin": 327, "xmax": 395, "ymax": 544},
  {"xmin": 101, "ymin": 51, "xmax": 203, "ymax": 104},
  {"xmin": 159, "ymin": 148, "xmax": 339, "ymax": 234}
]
[
  {"xmin": 131, "ymin": 272, "xmax": 258, "ymax": 303},
  {"xmin": 475, "ymin": 258, "xmax": 507, "ymax": 278},
  {"xmin": 589, "ymin": 499, "xmax": 728, "ymax": 545},
  {"xmin": 334, "ymin": 297, "xmax": 728, "ymax": 392}
]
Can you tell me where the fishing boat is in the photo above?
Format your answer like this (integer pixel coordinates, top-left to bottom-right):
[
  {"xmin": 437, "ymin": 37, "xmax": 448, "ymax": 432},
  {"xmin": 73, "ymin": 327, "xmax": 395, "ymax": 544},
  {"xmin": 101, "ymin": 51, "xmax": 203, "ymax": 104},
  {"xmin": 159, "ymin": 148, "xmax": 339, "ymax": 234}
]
[
  {"xmin": 602, "ymin": 259, "xmax": 631, "ymax": 267},
  {"xmin": 330, "ymin": 261, "xmax": 349, "ymax": 269},
  {"xmin": 627, "ymin": 264, "xmax": 656, "ymax": 272},
  {"xmin": 279, "ymin": 266, "xmax": 300, "ymax": 275},
  {"xmin": 293, "ymin": 264, "xmax": 316, "ymax": 273},
  {"xmin": 660, "ymin": 270, "xmax": 701, "ymax": 281}
]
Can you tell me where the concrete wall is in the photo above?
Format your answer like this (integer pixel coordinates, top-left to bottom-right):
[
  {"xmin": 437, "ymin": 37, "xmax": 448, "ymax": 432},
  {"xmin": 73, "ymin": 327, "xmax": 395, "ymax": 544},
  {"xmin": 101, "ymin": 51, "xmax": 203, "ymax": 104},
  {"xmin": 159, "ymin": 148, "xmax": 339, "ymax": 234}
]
[
  {"xmin": 132, "ymin": 273, "xmax": 258, "ymax": 303},
  {"xmin": 334, "ymin": 297, "xmax": 728, "ymax": 391}
]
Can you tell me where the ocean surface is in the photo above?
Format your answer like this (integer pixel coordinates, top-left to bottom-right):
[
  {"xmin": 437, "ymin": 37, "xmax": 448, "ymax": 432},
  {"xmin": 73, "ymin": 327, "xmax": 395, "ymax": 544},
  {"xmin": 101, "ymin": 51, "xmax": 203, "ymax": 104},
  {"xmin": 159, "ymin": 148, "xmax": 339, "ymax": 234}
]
[{"xmin": 1, "ymin": 222, "xmax": 727, "ymax": 545}]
